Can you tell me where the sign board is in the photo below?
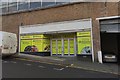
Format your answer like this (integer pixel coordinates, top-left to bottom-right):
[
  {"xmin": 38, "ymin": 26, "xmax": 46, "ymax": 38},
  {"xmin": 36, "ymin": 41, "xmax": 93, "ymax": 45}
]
[
  {"xmin": 20, "ymin": 19, "xmax": 92, "ymax": 34},
  {"xmin": 77, "ymin": 31, "xmax": 92, "ymax": 54},
  {"xmin": 20, "ymin": 34, "xmax": 50, "ymax": 52},
  {"xmin": 20, "ymin": 35, "xmax": 33, "ymax": 39}
]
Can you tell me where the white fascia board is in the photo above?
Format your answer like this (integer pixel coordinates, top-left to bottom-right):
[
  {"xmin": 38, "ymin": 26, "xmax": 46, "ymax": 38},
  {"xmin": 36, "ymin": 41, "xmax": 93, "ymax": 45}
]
[
  {"xmin": 96, "ymin": 16, "xmax": 120, "ymax": 20},
  {"xmin": 20, "ymin": 18, "xmax": 92, "ymax": 34}
]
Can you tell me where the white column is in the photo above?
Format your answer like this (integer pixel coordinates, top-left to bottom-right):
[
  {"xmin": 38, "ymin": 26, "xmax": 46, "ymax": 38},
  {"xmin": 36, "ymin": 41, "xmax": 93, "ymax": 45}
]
[
  {"xmin": 62, "ymin": 38, "xmax": 64, "ymax": 56},
  {"xmin": 50, "ymin": 39, "xmax": 52, "ymax": 56},
  {"xmin": 68, "ymin": 38, "xmax": 70, "ymax": 56},
  {"xmin": 74, "ymin": 36, "xmax": 77, "ymax": 56}
]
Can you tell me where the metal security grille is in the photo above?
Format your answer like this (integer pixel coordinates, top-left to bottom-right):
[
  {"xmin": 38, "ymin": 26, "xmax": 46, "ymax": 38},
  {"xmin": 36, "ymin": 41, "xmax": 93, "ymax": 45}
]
[{"xmin": 100, "ymin": 18, "xmax": 120, "ymax": 33}]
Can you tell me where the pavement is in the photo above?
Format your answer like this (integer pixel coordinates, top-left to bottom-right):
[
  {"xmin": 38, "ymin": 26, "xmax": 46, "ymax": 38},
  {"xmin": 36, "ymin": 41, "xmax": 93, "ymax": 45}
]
[{"xmin": 13, "ymin": 53, "xmax": 119, "ymax": 75}]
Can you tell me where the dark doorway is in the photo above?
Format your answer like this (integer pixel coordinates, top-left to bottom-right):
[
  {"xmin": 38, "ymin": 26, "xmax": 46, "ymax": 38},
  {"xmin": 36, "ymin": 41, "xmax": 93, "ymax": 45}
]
[
  {"xmin": 118, "ymin": 33, "xmax": 120, "ymax": 64},
  {"xmin": 100, "ymin": 32, "xmax": 119, "ymax": 63}
]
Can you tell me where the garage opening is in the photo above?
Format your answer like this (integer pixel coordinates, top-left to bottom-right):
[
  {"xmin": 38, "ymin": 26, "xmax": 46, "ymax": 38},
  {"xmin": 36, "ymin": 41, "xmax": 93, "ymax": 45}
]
[
  {"xmin": 99, "ymin": 17, "xmax": 120, "ymax": 63},
  {"xmin": 100, "ymin": 32, "xmax": 119, "ymax": 62}
]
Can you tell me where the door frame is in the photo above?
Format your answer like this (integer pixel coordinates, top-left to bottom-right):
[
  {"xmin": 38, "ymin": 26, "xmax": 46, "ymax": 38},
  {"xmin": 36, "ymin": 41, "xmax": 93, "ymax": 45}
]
[
  {"xmin": 50, "ymin": 37, "xmax": 77, "ymax": 56},
  {"xmin": 51, "ymin": 38, "xmax": 63, "ymax": 56}
]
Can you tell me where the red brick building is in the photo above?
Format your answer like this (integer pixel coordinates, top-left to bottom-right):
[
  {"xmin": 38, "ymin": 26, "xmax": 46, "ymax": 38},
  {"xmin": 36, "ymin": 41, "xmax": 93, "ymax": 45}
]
[{"xmin": 1, "ymin": 2, "xmax": 120, "ymax": 62}]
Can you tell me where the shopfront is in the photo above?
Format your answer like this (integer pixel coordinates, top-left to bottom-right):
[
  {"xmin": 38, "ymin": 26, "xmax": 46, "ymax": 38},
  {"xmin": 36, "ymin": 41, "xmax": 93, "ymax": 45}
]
[{"xmin": 19, "ymin": 19, "xmax": 94, "ymax": 61}]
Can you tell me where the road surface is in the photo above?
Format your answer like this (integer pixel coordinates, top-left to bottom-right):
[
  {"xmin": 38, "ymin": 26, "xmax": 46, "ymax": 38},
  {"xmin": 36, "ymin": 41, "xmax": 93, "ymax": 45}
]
[{"xmin": 2, "ymin": 58, "xmax": 119, "ymax": 78}]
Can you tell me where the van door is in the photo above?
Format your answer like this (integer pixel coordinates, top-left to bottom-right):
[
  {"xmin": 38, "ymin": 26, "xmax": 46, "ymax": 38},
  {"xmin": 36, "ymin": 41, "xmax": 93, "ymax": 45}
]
[
  {"xmin": 9, "ymin": 34, "xmax": 17, "ymax": 53},
  {"xmin": 2, "ymin": 34, "xmax": 11, "ymax": 53}
]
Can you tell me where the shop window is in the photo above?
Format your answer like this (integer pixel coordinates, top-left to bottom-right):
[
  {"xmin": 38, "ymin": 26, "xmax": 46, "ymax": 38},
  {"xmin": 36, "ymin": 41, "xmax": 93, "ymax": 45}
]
[
  {"xmin": 56, "ymin": 0, "xmax": 70, "ymax": 5},
  {"xmin": 1, "ymin": 2, "xmax": 8, "ymax": 14},
  {"xmin": 8, "ymin": 2, "xmax": 17, "ymax": 12},
  {"xmin": 30, "ymin": 2, "xmax": 41, "ymax": 9},
  {"xmin": 2, "ymin": 7, "xmax": 8, "ymax": 14},
  {"xmin": 56, "ymin": 2, "xmax": 65, "ymax": 5},
  {"xmin": 8, "ymin": 0, "xmax": 17, "ymax": 3},
  {"xmin": 42, "ymin": 0, "xmax": 55, "ymax": 8},
  {"xmin": 18, "ymin": 2, "xmax": 29, "ymax": 11},
  {"xmin": 70, "ymin": 0, "xmax": 80, "ymax": 3}
]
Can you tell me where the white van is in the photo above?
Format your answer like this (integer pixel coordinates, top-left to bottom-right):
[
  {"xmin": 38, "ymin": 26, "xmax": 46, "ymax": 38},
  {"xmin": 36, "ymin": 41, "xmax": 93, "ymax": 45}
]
[{"xmin": 0, "ymin": 31, "xmax": 17, "ymax": 56}]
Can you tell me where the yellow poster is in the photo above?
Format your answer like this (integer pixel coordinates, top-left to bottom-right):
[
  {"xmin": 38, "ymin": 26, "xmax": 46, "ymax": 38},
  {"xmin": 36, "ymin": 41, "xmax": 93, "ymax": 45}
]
[
  {"xmin": 42, "ymin": 39, "xmax": 50, "ymax": 51},
  {"xmin": 77, "ymin": 31, "xmax": 91, "ymax": 37},
  {"xmin": 52, "ymin": 40, "xmax": 56, "ymax": 54},
  {"xmin": 70, "ymin": 39, "xmax": 74, "ymax": 54},
  {"xmin": 57, "ymin": 40, "xmax": 62, "ymax": 54},
  {"xmin": 20, "ymin": 34, "xmax": 50, "ymax": 52},
  {"xmin": 32, "ymin": 39, "xmax": 42, "ymax": 52},
  {"xmin": 33, "ymin": 35, "xmax": 43, "ymax": 38},
  {"xmin": 20, "ymin": 39, "xmax": 32, "ymax": 52},
  {"xmin": 77, "ymin": 31, "xmax": 92, "ymax": 54},
  {"xmin": 20, "ymin": 35, "xmax": 33, "ymax": 39},
  {"xmin": 64, "ymin": 39, "xmax": 68, "ymax": 55}
]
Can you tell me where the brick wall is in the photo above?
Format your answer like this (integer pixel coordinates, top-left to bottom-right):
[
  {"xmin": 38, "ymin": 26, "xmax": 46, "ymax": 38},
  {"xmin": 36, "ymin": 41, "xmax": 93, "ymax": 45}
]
[{"xmin": 2, "ymin": 2, "xmax": 119, "ymax": 60}]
